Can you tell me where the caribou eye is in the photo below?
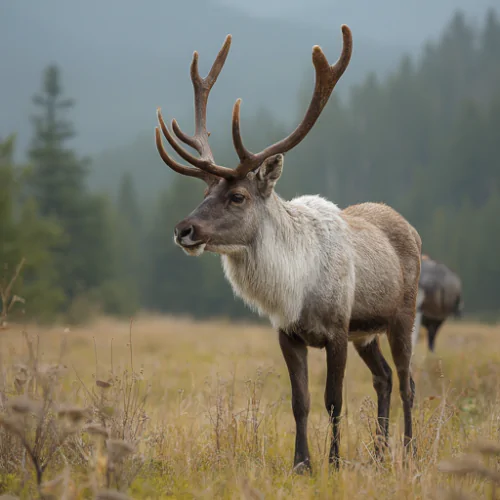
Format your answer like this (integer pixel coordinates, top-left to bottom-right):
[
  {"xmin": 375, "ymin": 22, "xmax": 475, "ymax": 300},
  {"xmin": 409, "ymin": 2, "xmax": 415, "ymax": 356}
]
[{"xmin": 230, "ymin": 193, "xmax": 245, "ymax": 204}]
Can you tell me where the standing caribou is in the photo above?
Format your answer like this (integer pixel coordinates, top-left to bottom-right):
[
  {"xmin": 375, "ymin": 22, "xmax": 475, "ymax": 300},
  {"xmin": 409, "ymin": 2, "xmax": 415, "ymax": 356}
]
[
  {"xmin": 412, "ymin": 255, "xmax": 463, "ymax": 352},
  {"xmin": 154, "ymin": 25, "xmax": 422, "ymax": 471}
]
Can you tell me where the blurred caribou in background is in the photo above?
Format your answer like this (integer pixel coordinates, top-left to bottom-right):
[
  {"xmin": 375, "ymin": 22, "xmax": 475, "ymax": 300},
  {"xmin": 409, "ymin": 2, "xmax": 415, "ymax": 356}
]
[{"xmin": 412, "ymin": 255, "xmax": 464, "ymax": 353}]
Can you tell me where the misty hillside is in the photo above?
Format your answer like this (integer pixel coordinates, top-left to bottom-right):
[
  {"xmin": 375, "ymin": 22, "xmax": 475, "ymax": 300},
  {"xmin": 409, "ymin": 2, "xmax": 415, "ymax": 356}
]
[
  {"xmin": 2, "ymin": 0, "xmax": 403, "ymax": 155},
  {"xmin": 219, "ymin": 0, "xmax": 496, "ymax": 46},
  {"xmin": 1, "ymin": 0, "xmax": 416, "ymax": 197},
  {"xmin": 1, "ymin": 0, "xmax": 493, "ymax": 198}
]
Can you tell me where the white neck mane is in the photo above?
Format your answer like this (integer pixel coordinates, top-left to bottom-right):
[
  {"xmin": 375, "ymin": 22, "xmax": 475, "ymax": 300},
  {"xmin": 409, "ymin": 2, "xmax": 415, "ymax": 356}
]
[{"xmin": 221, "ymin": 193, "xmax": 342, "ymax": 329}]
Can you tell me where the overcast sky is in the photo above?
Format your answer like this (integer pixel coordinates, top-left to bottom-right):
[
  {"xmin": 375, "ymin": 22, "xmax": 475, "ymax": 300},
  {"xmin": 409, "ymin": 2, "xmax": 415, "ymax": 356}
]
[{"xmin": 1, "ymin": 0, "xmax": 496, "ymax": 162}]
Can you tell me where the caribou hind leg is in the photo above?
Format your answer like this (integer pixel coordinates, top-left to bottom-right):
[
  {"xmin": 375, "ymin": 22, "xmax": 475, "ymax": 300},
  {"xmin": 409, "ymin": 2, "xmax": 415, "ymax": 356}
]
[
  {"xmin": 411, "ymin": 288, "xmax": 425, "ymax": 350},
  {"xmin": 426, "ymin": 319, "xmax": 444, "ymax": 352},
  {"xmin": 354, "ymin": 336, "xmax": 393, "ymax": 459},
  {"xmin": 388, "ymin": 311, "xmax": 416, "ymax": 455}
]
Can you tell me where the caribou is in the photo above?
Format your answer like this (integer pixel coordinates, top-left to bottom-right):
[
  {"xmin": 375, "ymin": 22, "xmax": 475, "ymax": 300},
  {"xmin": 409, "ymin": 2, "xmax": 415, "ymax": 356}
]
[
  {"xmin": 154, "ymin": 25, "xmax": 422, "ymax": 471},
  {"xmin": 412, "ymin": 255, "xmax": 463, "ymax": 352}
]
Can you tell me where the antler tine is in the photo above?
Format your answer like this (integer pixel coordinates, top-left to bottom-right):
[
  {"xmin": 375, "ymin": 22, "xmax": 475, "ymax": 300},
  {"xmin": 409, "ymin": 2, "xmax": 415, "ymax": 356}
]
[
  {"xmin": 171, "ymin": 118, "xmax": 198, "ymax": 153},
  {"xmin": 156, "ymin": 35, "xmax": 238, "ymax": 183},
  {"xmin": 231, "ymin": 98, "xmax": 252, "ymax": 162},
  {"xmin": 155, "ymin": 126, "xmax": 210, "ymax": 182},
  {"xmin": 157, "ymin": 109, "xmax": 236, "ymax": 178},
  {"xmin": 172, "ymin": 35, "xmax": 233, "ymax": 162},
  {"xmin": 232, "ymin": 25, "xmax": 353, "ymax": 178}
]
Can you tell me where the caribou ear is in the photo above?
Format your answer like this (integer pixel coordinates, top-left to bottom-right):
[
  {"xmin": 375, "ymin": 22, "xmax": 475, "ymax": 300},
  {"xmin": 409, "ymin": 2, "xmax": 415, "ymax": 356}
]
[{"xmin": 257, "ymin": 154, "xmax": 284, "ymax": 197}]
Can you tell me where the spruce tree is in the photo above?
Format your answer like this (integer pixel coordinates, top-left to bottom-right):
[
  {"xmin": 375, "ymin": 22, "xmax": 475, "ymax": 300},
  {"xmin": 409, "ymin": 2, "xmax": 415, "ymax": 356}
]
[
  {"xmin": 0, "ymin": 135, "xmax": 63, "ymax": 321},
  {"xmin": 28, "ymin": 65, "xmax": 116, "ymax": 315}
]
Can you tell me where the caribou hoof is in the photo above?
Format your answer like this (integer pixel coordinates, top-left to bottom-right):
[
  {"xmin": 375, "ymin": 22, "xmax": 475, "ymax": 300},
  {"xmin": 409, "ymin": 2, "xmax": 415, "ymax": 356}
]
[
  {"xmin": 293, "ymin": 460, "xmax": 312, "ymax": 475},
  {"xmin": 375, "ymin": 445, "xmax": 390, "ymax": 463},
  {"xmin": 403, "ymin": 440, "xmax": 417, "ymax": 464}
]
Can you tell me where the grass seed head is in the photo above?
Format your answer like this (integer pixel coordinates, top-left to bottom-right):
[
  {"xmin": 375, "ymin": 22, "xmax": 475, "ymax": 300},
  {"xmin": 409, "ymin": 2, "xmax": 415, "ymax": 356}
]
[
  {"xmin": 57, "ymin": 404, "xmax": 90, "ymax": 424},
  {"xmin": 85, "ymin": 423, "xmax": 109, "ymax": 438},
  {"xmin": 0, "ymin": 414, "xmax": 25, "ymax": 435},
  {"xmin": 8, "ymin": 395, "xmax": 41, "ymax": 415},
  {"xmin": 438, "ymin": 455, "xmax": 485, "ymax": 475},
  {"xmin": 439, "ymin": 455, "xmax": 500, "ymax": 484},
  {"xmin": 96, "ymin": 379, "xmax": 112, "ymax": 389},
  {"xmin": 106, "ymin": 439, "xmax": 135, "ymax": 462},
  {"xmin": 470, "ymin": 439, "xmax": 500, "ymax": 456}
]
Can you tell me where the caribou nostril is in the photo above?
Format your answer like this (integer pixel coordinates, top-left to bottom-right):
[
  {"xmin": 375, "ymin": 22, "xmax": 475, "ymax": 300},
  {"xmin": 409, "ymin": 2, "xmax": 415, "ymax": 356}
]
[{"xmin": 179, "ymin": 225, "xmax": 194, "ymax": 239}]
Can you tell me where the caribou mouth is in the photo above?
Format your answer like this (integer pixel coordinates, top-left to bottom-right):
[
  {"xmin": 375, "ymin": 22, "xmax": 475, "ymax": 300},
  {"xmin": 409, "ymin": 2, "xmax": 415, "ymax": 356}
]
[
  {"xmin": 176, "ymin": 239, "xmax": 207, "ymax": 257},
  {"xmin": 180, "ymin": 241, "xmax": 204, "ymax": 249}
]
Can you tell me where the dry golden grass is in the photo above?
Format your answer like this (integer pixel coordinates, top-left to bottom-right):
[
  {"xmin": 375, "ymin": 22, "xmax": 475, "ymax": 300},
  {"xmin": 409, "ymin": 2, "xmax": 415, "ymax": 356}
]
[{"xmin": 1, "ymin": 314, "xmax": 500, "ymax": 499}]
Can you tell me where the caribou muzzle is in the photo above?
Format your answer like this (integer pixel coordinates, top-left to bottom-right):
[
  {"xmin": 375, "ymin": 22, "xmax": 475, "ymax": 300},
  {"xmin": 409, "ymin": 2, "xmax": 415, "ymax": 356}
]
[{"xmin": 174, "ymin": 219, "xmax": 207, "ymax": 256}]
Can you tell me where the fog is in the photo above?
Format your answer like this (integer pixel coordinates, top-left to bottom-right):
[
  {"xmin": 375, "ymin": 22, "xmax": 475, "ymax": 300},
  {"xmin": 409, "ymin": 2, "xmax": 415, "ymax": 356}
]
[{"xmin": 1, "ymin": 0, "xmax": 493, "ymax": 166}]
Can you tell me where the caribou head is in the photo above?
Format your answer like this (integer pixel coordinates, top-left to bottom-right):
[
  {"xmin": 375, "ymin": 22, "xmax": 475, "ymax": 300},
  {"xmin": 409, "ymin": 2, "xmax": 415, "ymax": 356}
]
[{"xmin": 155, "ymin": 26, "xmax": 352, "ymax": 256}]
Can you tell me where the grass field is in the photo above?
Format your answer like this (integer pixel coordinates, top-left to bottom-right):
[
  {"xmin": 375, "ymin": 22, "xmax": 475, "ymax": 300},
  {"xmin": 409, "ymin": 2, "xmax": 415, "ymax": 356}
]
[{"xmin": 1, "ymin": 315, "xmax": 500, "ymax": 499}]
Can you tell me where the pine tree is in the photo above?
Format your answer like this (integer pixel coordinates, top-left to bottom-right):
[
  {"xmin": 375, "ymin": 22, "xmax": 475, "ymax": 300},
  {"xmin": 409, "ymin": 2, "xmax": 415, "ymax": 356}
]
[
  {"xmin": 29, "ymin": 66, "xmax": 88, "ymax": 217},
  {"xmin": 0, "ymin": 135, "xmax": 63, "ymax": 321},
  {"xmin": 28, "ymin": 65, "xmax": 118, "ymax": 317}
]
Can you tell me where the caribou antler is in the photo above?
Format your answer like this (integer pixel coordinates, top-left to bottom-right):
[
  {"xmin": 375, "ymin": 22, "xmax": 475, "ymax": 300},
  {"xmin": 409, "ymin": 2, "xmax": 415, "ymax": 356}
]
[
  {"xmin": 232, "ymin": 24, "xmax": 352, "ymax": 178},
  {"xmin": 155, "ymin": 25, "xmax": 353, "ymax": 183},
  {"xmin": 155, "ymin": 35, "xmax": 236, "ymax": 183}
]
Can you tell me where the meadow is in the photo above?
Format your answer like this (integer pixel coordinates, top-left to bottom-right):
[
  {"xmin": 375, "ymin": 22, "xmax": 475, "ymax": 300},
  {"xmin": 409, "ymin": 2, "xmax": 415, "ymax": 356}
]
[{"xmin": 0, "ymin": 315, "xmax": 500, "ymax": 499}]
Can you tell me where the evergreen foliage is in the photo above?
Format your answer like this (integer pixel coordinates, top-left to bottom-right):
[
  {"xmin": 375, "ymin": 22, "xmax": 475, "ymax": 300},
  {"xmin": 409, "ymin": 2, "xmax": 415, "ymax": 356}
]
[{"xmin": 2, "ymin": 9, "xmax": 499, "ymax": 322}]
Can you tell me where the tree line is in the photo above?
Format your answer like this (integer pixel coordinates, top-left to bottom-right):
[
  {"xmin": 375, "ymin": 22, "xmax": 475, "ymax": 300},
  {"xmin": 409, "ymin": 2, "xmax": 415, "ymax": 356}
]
[{"xmin": 1, "ymin": 9, "xmax": 499, "ymax": 324}]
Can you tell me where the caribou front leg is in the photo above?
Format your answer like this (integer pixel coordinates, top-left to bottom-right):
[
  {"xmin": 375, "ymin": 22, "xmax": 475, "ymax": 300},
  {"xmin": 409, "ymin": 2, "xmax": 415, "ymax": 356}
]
[
  {"xmin": 325, "ymin": 334, "xmax": 348, "ymax": 468},
  {"xmin": 279, "ymin": 329, "xmax": 311, "ymax": 473}
]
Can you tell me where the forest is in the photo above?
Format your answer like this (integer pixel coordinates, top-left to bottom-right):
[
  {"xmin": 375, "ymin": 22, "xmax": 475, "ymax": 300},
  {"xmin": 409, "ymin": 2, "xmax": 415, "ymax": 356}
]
[{"xmin": 1, "ymin": 9, "xmax": 499, "ymax": 324}]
